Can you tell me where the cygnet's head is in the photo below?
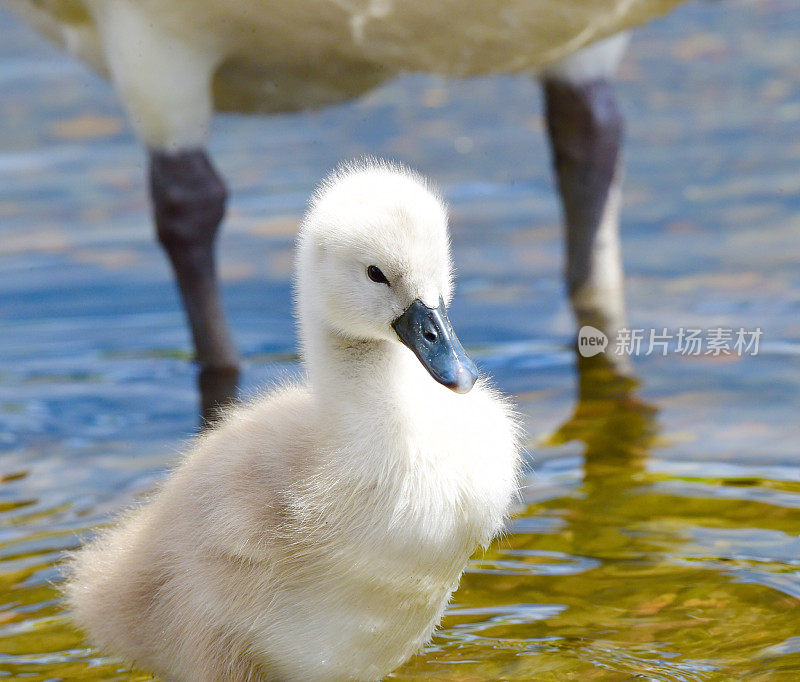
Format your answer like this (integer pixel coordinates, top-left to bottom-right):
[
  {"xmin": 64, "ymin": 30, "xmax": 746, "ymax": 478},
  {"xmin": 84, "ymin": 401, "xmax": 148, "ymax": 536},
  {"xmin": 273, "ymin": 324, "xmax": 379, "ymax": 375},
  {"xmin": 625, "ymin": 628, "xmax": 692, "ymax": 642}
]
[{"xmin": 297, "ymin": 160, "xmax": 478, "ymax": 393}]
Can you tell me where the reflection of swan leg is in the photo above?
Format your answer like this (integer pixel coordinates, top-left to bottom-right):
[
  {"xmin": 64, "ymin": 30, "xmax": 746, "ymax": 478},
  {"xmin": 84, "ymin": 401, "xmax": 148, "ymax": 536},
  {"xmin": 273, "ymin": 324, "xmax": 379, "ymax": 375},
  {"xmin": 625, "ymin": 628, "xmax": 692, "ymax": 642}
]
[
  {"xmin": 541, "ymin": 34, "xmax": 629, "ymax": 347},
  {"xmin": 89, "ymin": 1, "xmax": 238, "ymax": 422}
]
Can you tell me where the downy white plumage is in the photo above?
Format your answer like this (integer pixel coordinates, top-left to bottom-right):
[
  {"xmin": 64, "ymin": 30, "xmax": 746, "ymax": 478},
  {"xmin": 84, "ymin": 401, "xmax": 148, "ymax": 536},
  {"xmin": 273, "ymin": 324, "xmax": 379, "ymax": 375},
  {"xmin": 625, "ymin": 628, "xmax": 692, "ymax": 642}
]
[{"xmin": 64, "ymin": 160, "xmax": 522, "ymax": 682}]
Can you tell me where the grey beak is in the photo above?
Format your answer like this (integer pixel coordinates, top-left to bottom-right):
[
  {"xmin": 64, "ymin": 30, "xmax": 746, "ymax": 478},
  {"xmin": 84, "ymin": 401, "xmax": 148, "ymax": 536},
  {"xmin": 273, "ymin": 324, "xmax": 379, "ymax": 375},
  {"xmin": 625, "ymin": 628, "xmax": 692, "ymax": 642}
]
[{"xmin": 391, "ymin": 298, "xmax": 478, "ymax": 394}]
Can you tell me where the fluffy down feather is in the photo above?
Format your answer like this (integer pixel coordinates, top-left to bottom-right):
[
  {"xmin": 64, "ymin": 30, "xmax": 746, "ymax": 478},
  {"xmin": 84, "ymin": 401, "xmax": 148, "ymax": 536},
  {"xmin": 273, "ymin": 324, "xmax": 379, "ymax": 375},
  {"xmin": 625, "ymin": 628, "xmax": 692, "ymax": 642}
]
[{"xmin": 64, "ymin": 161, "xmax": 522, "ymax": 681}]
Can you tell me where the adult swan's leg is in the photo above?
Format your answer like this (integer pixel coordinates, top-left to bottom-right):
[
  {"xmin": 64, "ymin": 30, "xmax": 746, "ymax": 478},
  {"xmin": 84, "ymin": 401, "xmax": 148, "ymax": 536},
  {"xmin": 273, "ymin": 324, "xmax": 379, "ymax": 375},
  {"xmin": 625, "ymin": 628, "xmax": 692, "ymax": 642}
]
[
  {"xmin": 542, "ymin": 35, "xmax": 657, "ymax": 457},
  {"xmin": 89, "ymin": 0, "xmax": 238, "ymax": 423},
  {"xmin": 541, "ymin": 34, "xmax": 629, "ymax": 350},
  {"xmin": 149, "ymin": 149, "xmax": 239, "ymax": 422}
]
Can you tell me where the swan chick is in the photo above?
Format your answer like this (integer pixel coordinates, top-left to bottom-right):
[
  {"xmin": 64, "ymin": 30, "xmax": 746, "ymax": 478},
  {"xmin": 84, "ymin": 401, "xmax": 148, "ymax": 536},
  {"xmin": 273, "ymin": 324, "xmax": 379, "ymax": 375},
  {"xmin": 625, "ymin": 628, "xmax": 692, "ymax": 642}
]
[{"xmin": 64, "ymin": 160, "xmax": 522, "ymax": 682}]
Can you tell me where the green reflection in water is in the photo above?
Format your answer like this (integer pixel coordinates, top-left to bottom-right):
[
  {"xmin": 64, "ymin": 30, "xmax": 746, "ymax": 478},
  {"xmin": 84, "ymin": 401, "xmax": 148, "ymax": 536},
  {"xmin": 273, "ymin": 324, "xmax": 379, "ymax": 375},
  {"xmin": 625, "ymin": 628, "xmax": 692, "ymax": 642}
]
[
  {"xmin": 1, "ymin": 356, "xmax": 799, "ymax": 680},
  {"xmin": 394, "ymin": 355, "xmax": 800, "ymax": 680},
  {"xmin": 2, "ymin": 356, "xmax": 800, "ymax": 680}
]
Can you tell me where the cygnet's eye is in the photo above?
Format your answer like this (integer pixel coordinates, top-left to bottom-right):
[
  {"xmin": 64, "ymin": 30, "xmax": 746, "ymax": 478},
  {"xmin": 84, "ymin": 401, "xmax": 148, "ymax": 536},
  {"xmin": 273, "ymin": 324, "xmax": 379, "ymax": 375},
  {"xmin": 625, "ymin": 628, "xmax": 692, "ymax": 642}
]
[{"xmin": 366, "ymin": 265, "xmax": 390, "ymax": 286}]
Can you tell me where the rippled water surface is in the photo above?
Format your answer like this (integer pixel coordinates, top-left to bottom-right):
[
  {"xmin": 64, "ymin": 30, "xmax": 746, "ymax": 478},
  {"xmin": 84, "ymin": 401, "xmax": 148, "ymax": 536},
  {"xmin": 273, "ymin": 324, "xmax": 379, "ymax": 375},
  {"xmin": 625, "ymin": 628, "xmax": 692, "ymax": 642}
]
[{"xmin": 2, "ymin": 0, "xmax": 800, "ymax": 679}]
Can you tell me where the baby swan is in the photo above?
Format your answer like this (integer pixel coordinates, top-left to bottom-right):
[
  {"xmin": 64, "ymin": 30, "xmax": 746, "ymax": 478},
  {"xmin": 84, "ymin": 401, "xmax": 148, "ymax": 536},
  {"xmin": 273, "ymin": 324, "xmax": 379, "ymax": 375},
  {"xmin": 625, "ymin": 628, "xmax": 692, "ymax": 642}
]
[{"xmin": 65, "ymin": 161, "xmax": 522, "ymax": 682}]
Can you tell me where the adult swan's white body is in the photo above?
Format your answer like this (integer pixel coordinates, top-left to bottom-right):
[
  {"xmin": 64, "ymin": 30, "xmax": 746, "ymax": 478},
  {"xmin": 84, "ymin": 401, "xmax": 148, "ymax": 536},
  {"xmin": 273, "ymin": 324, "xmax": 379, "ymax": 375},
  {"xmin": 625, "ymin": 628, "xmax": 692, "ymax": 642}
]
[
  {"xmin": 7, "ymin": 0, "xmax": 680, "ymax": 121},
  {"xmin": 3, "ymin": 0, "xmax": 685, "ymax": 420},
  {"xmin": 65, "ymin": 162, "xmax": 522, "ymax": 682}
]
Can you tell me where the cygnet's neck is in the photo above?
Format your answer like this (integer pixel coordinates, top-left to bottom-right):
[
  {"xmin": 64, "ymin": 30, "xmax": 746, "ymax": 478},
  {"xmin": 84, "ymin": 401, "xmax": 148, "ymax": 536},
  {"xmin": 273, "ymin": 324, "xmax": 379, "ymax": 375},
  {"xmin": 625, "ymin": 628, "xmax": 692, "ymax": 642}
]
[
  {"xmin": 302, "ymin": 320, "xmax": 418, "ymax": 409},
  {"xmin": 297, "ymin": 294, "xmax": 441, "ymax": 425}
]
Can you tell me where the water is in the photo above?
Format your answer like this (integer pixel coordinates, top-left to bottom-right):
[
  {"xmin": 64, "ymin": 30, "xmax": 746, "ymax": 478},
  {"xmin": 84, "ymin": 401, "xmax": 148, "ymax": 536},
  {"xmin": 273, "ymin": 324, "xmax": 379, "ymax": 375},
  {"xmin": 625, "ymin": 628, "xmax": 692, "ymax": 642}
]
[{"xmin": 1, "ymin": 0, "xmax": 799, "ymax": 679}]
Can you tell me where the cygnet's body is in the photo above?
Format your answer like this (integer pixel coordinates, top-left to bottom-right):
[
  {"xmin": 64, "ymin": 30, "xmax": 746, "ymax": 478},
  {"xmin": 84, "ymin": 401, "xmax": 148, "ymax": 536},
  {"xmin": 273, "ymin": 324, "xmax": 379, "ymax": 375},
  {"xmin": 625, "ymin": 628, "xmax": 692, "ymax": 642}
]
[{"xmin": 65, "ymin": 162, "xmax": 521, "ymax": 682}]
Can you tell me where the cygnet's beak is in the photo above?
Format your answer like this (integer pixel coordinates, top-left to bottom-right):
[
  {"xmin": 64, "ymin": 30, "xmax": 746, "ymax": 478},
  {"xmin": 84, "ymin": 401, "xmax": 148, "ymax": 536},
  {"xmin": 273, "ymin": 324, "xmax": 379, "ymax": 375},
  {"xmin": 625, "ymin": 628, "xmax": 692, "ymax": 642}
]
[{"xmin": 391, "ymin": 297, "xmax": 479, "ymax": 394}]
